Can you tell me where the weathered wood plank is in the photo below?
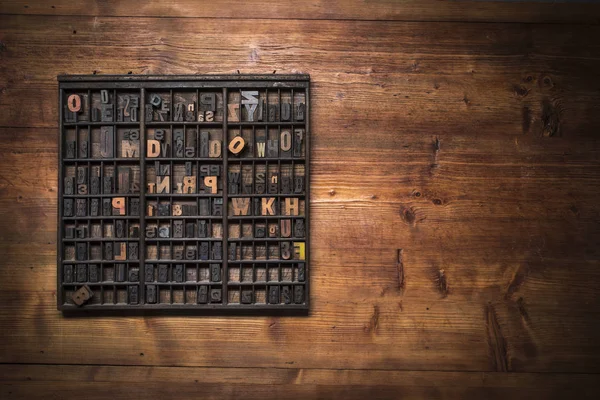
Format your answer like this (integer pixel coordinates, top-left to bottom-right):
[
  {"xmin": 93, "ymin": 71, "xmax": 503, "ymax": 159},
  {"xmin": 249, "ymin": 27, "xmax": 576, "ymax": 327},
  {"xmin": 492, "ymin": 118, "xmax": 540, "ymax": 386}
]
[
  {"xmin": 1, "ymin": 16, "xmax": 599, "ymax": 136},
  {"xmin": 1, "ymin": 365, "xmax": 599, "ymax": 400},
  {"xmin": 1, "ymin": 0, "xmax": 600, "ymax": 24}
]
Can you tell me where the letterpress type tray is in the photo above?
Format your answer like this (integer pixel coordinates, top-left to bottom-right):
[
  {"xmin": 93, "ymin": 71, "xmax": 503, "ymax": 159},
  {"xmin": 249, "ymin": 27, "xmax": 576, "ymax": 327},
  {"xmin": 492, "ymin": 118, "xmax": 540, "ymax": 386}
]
[{"xmin": 57, "ymin": 75, "xmax": 309, "ymax": 312}]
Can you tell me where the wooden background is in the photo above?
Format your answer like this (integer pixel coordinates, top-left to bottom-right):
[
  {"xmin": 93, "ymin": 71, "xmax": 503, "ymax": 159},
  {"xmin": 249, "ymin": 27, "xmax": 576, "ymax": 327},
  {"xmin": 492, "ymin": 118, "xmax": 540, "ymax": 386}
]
[{"xmin": 1, "ymin": 1, "xmax": 600, "ymax": 398}]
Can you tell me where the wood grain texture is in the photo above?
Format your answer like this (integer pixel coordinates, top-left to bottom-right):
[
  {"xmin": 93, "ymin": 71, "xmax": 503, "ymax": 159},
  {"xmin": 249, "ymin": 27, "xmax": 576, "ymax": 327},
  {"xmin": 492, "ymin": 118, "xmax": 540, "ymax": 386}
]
[
  {"xmin": 1, "ymin": 365, "xmax": 599, "ymax": 400},
  {"xmin": 1, "ymin": 0, "xmax": 600, "ymax": 24},
  {"xmin": 1, "ymin": 3, "xmax": 600, "ymax": 398}
]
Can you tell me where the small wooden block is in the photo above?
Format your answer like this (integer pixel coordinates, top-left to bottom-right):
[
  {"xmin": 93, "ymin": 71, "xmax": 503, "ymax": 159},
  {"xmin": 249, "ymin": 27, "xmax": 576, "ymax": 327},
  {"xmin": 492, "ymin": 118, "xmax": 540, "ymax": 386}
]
[{"xmin": 71, "ymin": 285, "xmax": 93, "ymax": 306}]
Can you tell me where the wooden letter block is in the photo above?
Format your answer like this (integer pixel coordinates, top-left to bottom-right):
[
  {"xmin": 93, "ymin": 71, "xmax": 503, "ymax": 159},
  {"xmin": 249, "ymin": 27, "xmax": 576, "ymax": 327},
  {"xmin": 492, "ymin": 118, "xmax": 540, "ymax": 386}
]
[
  {"xmin": 66, "ymin": 141, "xmax": 76, "ymax": 159},
  {"xmin": 76, "ymin": 243, "xmax": 87, "ymax": 261},
  {"xmin": 293, "ymin": 242, "xmax": 305, "ymax": 260},
  {"xmin": 64, "ymin": 177, "xmax": 74, "ymax": 195},
  {"xmin": 281, "ymin": 219, "xmax": 291, "ymax": 238},
  {"xmin": 228, "ymin": 243, "xmax": 237, "ymax": 261},
  {"xmin": 146, "ymin": 285, "xmax": 157, "ymax": 303},
  {"xmin": 185, "ymin": 247, "xmax": 196, "ymax": 260},
  {"xmin": 294, "ymin": 176, "xmax": 304, "ymax": 193},
  {"xmin": 129, "ymin": 286, "xmax": 139, "ymax": 304},
  {"xmin": 212, "ymin": 242, "xmax": 222, "ymax": 260},
  {"xmin": 228, "ymin": 136, "xmax": 245, "ymax": 155},
  {"xmin": 158, "ymin": 264, "xmax": 169, "ymax": 282},
  {"xmin": 150, "ymin": 93, "xmax": 162, "ymax": 106},
  {"xmin": 128, "ymin": 242, "xmax": 139, "ymax": 260},
  {"xmin": 90, "ymin": 176, "xmax": 100, "ymax": 195},
  {"xmin": 269, "ymin": 286, "xmax": 279, "ymax": 304},
  {"xmin": 115, "ymin": 220, "xmax": 125, "ymax": 238},
  {"xmin": 232, "ymin": 198, "xmax": 250, "ymax": 215},
  {"xmin": 64, "ymin": 265, "xmax": 73, "ymax": 283},
  {"xmin": 228, "ymin": 172, "xmax": 240, "ymax": 194},
  {"xmin": 104, "ymin": 242, "xmax": 113, "ymax": 260},
  {"xmin": 146, "ymin": 226, "xmax": 157, "ymax": 238},
  {"xmin": 281, "ymin": 102, "xmax": 291, "ymax": 121},
  {"xmin": 103, "ymin": 177, "xmax": 113, "ymax": 194},
  {"xmin": 112, "ymin": 197, "xmax": 126, "ymax": 215},
  {"xmin": 293, "ymin": 129, "xmax": 304, "ymax": 157},
  {"xmin": 294, "ymin": 285, "xmax": 304, "ymax": 304},
  {"xmin": 285, "ymin": 197, "xmax": 299, "ymax": 216},
  {"xmin": 157, "ymin": 203, "xmax": 170, "ymax": 216},
  {"xmin": 186, "ymin": 222, "xmax": 195, "ymax": 238},
  {"xmin": 130, "ymin": 198, "xmax": 140, "ymax": 216},
  {"xmin": 183, "ymin": 176, "xmax": 196, "ymax": 194},
  {"xmin": 227, "ymin": 103, "xmax": 239, "ymax": 122},
  {"xmin": 298, "ymin": 263, "xmax": 305, "ymax": 282},
  {"xmin": 147, "ymin": 139, "xmax": 161, "ymax": 158},
  {"xmin": 210, "ymin": 264, "xmax": 221, "ymax": 282},
  {"xmin": 282, "ymin": 286, "xmax": 292, "ymax": 304},
  {"xmin": 200, "ymin": 93, "xmax": 216, "ymax": 111},
  {"xmin": 76, "ymin": 264, "xmax": 87, "ymax": 282},
  {"xmin": 262, "ymin": 197, "xmax": 276, "ymax": 215},
  {"xmin": 199, "ymin": 242, "xmax": 209, "ymax": 260},
  {"xmin": 174, "ymin": 264, "xmax": 184, "ymax": 283},
  {"xmin": 101, "ymin": 90, "xmax": 109, "ymax": 104},
  {"xmin": 294, "ymin": 219, "xmax": 305, "ymax": 238},
  {"xmin": 281, "ymin": 241, "xmax": 291, "ymax": 260},
  {"xmin": 198, "ymin": 286, "xmax": 208, "ymax": 304},
  {"xmin": 72, "ymin": 285, "xmax": 93, "ymax": 306},
  {"xmin": 129, "ymin": 268, "xmax": 139, "ymax": 282},
  {"xmin": 210, "ymin": 288, "xmax": 222, "ymax": 303},
  {"xmin": 114, "ymin": 242, "xmax": 127, "ymax": 261},
  {"xmin": 145, "ymin": 264, "xmax": 154, "ymax": 282},
  {"xmin": 121, "ymin": 140, "xmax": 139, "ymax": 158},
  {"xmin": 101, "ymin": 104, "xmax": 113, "ymax": 122},
  {"xmin": 209, "ymin": 140, "xmax": 221, "ymax": 158},
  {"xmin": 158, "ymin": 226, "xmax": 169, "ymax": 238},
  {"xmin": 116, "ymin": 263, "xmax": 126, "ymax": 282},
  {"xmin": 102, "ymin": 198, "xmax": 111, "ymax": 216},
  {"xmin": 67, "ymin": 94, "xmax": 81, "ymax": 112},
  {"xmin": 156, "ymin": 176, "xmax": 170, "ymax": 194},
  {"xmin": 296, "ymin": 103, "xmax": 305, "ymax": 121},
  {"xmin": 204, "ymin": 176, "xmax": 217, "ymax": 194},
  {"xmin": 212, "ymin": 198, "xmax": 223, "ymax": 216},
  {"xmin": 174, "ymin": 129, "xmax": 185, "ymax": 158},
  {"xmin": 173, "ymin": 220, "xmax": 183, "ymax": 238},
  {"xmin": 174, "ymin": 103, "xmax": 185, "ymax": 122},
  {"xmin": 241, "ymin": 290, "xmax": 253, "ymax": 304},
  {"xmin": 267, "ymin": 140, "xmax": 278, "ymax": 157},
  {"xmin": 280, "ymin": 130, "xmax": 292, "ymax": 158},
  {"xmin": 100, "ymin": 126, "xmax": 114, "ymax": 158},
  {"xmin": 89, "ymin": 264, "xmax": 99, "ymax": 283}
]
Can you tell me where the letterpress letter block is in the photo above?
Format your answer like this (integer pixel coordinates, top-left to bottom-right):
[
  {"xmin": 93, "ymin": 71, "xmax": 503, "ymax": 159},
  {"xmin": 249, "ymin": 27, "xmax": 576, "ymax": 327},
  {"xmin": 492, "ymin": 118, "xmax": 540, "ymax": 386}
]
[
  {"xmin": 174, "ymin": 264, "xmax": 184, "ymax": 283},
  {"xmin": 128, "ymin": 242, "xmax": 139, "ymax": 260},
  {"xmin": 199, "ymin": 242, "xmax": 209, "ymax": 261},
  {"xmin": 212, "ymin": 198, "xmax": 223, "ymax": 216},
  {"xmin": 174, "ymin": 129, "xmax": 184, "ymax": 158},
  {"xmin": 104, "ymin": 242, "xmax": 113, "ymax": 260},
  {"xmin": 173, "ymin": 220, "xmax": 183, "ymax": 238},
  {"xmin": 64, "ymin": 265, "xmax": 73, "ymax": 283},
  {"xmin": 212, "ymin": 242, "xmax": 222, "ymax": 260},
  {"xmin": 145, "ymin": 264, "xmax": 154, "ymax": 282},
  {"xmin": 185, "ymin": 247, "xmax": 196, "ymax": 260},
  {"xmin": 75, "ymin": 199, "xmax": 87, "ymax": 217},
  {"xmin": 116, "ymin": 263, "xmax": 126, "ymax": 282},
  {"xmin": 197, "ymin": 220, "xmax": 207, "ymax": 238},
  {"xmin": 186, "ymin": 222, "xmax": 195, "ymax": 238},
  {"xmin": 130, "ymin": 198, "xmax": 140, "ymax": 216},
  {"xmin": 198, "ymin": 286, "xmax": 208, "ymax": 304},
  {"xmin": 76, "ymin": 243, "xmax": 88, "ymax": 261},
  {"xmin": 210, "ymin": 264, "xmax": 221, "ymax": 282},
  {"xmin": 129, "ymin": 286, "xmax": 139, "ymax": 304},
  {"xmin": 294, "ymin": 176, "xmax": 304, "ymax": 194},
  {"xmin": 282, "ymin": 286, "xmax": 291, "ymax": 304},
  {"xmin": 158, "ymin": 226, "xmax": 169, "ymax": 238},
  {"xmin": 294, "ymin": 285, "xmax": 304, "ymax": 304},
  {"xmin": 269, "ymin": 286, "xmax": 279, "ymax": 304},
  {"xmin": 129, "ymin": 268, "xmax": 139, "ymax": 282},
  {"xmin": 72, "ymin": 285, "xmax": 93, "ymax": 306},
  {"xmin": 103, "ymin": 177, "xmax": 113, "ymax": 194},
  {"xmin": 89, "ymin": 264, "xmax": 99, "ymax": 283},
  {"xmin": 293, "ymin": 129, "xmax": 304, "ymax": 157},
  {"xmin": 76, "ymin": 264, "xmax": 87, "ymax": 282},
  {"xmin": 210, "ymin": 288, "xmax": 222, "ymax": 303},
  {"xmin": 241, "ymin": 290, "xmax": 253, "ymax": 304},
  {"xmin": 90, "ymin": 176, "xmax": 100, "ymax": 195},
  {"xmin": 158, "ymin": 264, "xmax": 169, "ymax": 283},
  {"xmin": 146, "ymin": 285, "xmax": 157, "ymax": 304},
  {"xmin": 66, "ymin": 141, "xmax": 76, "ymax": 159},
  {"xmin": 294, "ymin": 219, "xmax": 305, "ymax": 238},
  {"xmin": 63, "ymin": 199, "xmax": 74, "ymax": 217},
  {"xmin": 64, "ymin": 177, "xmax": 74, "ymax": 195}
]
